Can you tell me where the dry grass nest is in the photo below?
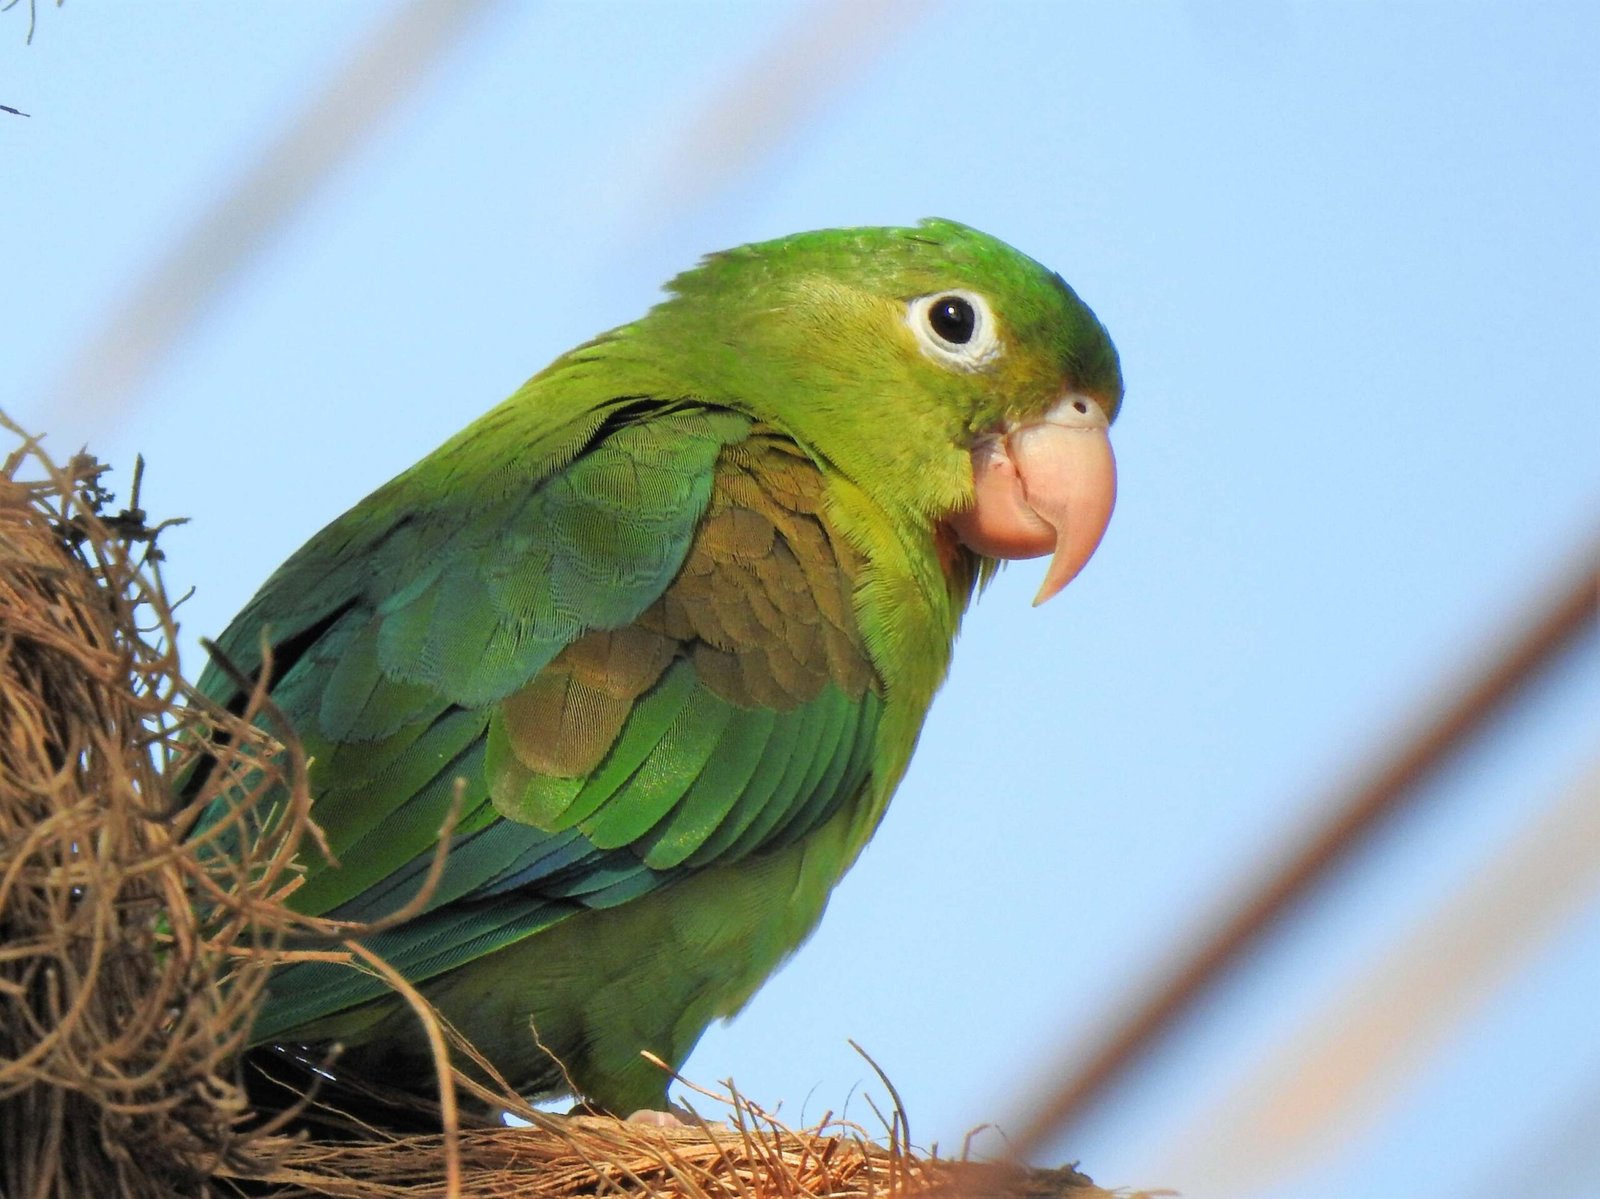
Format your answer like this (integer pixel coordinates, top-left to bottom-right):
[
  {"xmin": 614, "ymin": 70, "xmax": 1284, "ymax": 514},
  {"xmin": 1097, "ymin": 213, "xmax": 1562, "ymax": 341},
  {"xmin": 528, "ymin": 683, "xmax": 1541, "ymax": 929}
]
[{"xmin": 0, "ymin": 415, "xmax": 1149, "ymax": 1199}]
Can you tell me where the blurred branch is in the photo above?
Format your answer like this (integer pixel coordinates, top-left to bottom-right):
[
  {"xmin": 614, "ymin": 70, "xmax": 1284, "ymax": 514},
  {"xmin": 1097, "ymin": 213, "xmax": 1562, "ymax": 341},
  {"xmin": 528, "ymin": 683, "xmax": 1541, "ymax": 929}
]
[
  {"xmin": 1151, "ymin": 756, "xmax": 1600, "ymax": 1194},
  {"xmin": 44, "ymin": 0, "xmax": 503, "ymax": 437},
  {"xmin": 1006, "ymin": 527, "xmax": 1600, "ymax": 1161},
  {"xmin": 638, "ymin": 0, "xmax": 928, "ymax": 227}
]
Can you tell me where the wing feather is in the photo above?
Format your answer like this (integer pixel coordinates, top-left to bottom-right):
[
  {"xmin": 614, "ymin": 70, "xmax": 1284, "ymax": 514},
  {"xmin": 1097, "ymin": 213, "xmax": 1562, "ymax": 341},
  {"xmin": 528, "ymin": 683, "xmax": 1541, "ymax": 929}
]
[{"xmin": 200, "ymin": 407, "xmax": 885, "ymax": 1042}]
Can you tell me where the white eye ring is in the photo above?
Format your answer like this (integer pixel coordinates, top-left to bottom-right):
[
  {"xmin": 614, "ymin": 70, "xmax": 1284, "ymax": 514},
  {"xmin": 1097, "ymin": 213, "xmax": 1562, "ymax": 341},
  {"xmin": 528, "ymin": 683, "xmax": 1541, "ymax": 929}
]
[{"xmin": 906, "ymin": 289, "xmax": 1002, "ymax": 370}]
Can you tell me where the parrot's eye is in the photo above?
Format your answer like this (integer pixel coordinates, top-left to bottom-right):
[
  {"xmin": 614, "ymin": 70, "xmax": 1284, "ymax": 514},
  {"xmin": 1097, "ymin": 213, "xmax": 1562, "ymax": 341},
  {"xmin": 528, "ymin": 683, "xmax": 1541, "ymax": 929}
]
[
  {"xmin": 929, "ymin": 296, "xmax": 975, "ymax": 343},
  {"xmin": 906, "ymin": 289, "xmax": 1001, "ymax": 370}
]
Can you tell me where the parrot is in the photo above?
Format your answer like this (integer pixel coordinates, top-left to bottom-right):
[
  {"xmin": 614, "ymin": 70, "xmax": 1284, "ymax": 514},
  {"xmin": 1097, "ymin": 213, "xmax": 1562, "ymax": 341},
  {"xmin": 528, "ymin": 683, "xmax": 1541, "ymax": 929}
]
[{"xmin": 196, "ymin": 219, "xmax": 1122, "ymax": 1119}]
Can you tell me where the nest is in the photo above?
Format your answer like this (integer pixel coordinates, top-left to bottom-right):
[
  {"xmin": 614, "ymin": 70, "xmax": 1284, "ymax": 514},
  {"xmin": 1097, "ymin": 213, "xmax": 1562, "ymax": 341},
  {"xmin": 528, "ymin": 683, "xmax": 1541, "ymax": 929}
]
[{"xmin": 0, "ymin": 416, "xmax": 1137, "ymax": 1198}]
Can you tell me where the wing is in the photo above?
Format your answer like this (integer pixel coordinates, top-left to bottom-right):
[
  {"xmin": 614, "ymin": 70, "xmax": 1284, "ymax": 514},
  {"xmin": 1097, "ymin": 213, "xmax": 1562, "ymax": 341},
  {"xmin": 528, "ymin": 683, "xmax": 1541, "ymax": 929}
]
[{"xmin": 198, "ymin": 401, "xmax": 882, "ymax": 1041}]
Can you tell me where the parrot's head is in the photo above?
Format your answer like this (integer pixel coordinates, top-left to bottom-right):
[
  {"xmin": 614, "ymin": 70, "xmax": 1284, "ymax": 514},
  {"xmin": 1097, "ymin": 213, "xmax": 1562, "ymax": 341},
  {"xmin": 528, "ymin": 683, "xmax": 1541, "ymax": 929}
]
[{"xmin": 642, "ymin": 219, "xmax": 1122, "ymax": 604}]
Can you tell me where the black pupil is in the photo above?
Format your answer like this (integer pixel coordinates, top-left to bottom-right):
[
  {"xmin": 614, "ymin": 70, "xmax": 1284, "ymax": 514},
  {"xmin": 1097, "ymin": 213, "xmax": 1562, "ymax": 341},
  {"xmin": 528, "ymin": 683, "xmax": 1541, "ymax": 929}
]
[{"xmin": 928, "ymin": 296, "xmax": 976, "ymax": 344}]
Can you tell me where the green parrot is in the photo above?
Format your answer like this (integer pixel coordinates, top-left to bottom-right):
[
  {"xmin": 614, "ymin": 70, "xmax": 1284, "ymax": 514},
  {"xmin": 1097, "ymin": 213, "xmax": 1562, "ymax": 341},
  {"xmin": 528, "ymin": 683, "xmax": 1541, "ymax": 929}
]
[{"xmin": 198, "ymin": 219, "xmax": 1121, "ymax": 1118}]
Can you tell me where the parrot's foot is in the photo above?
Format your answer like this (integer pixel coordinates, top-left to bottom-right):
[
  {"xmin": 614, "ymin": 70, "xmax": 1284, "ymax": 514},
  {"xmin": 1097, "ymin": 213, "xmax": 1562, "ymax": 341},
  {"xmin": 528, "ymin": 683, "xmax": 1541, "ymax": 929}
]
[
  {"xmin": 566, "ymin": 1099, "xmax": 696, "ymax": 1128},
  {"xmin": 626, "ymin": 1107, "xmax": 732, "ymax": 1134},
  {"xmin": 626, "ymin": 1108, "xmax": 687, "ymax": 1128}
]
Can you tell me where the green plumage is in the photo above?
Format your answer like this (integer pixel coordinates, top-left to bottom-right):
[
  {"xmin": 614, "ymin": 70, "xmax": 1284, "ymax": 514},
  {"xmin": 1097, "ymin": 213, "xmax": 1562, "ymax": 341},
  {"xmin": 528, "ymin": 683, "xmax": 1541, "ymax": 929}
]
[{"xmin": 199, "ymin": 220, "xmax": 1121, "ymax": 1114}]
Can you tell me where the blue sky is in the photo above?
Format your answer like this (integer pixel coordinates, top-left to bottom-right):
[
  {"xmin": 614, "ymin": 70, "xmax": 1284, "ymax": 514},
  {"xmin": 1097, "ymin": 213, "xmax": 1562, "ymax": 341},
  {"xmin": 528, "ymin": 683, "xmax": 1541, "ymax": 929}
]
[{"xmin": 4, "ymin": 4, "xmax": 1597, "ymax": 1197}]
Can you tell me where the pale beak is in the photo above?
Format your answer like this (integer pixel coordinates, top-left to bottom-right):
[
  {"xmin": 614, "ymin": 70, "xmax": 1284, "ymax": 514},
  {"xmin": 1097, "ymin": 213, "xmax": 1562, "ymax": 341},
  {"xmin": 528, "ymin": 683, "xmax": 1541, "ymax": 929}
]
[{"xmin": 947, "ymin": 394, "xmax": 1117, "ymax": 605}]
